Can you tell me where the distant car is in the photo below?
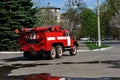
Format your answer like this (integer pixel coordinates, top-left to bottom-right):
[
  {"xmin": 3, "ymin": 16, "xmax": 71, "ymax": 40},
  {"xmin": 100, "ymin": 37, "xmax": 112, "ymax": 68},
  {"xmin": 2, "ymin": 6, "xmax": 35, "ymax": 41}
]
[
  {"xmin": 81, "ymin": 37, "xmax": 90, "ymax": 41},
  {"xmin": 105, "ymin": 36, "xmax": 112, "ymax": 40}
]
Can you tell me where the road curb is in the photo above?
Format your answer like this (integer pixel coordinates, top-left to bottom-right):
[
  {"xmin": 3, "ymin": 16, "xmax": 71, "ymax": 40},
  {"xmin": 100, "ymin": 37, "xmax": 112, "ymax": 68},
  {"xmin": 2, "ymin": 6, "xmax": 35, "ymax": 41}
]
[
  {"xmin": 92, "ymin": 47, "xmax": 112, "ymax": 51},
  {"xmin": 0, "ymin": 51, "xmax": 23, "ymax": 54}
]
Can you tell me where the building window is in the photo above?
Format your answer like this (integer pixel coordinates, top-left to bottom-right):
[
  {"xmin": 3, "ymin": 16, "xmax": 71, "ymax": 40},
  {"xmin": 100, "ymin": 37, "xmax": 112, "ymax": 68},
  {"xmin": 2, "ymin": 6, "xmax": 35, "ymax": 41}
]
[{"xmin": 55, "ymin": 16, "xmax": 58, "ymax": 20}]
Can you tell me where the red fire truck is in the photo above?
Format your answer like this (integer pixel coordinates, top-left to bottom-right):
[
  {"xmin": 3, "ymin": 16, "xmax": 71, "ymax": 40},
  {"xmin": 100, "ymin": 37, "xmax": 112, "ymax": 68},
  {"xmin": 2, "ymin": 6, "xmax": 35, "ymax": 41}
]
[{"xmin": 19, "ymin": 25, "xmax": 78, "ymax": 59}]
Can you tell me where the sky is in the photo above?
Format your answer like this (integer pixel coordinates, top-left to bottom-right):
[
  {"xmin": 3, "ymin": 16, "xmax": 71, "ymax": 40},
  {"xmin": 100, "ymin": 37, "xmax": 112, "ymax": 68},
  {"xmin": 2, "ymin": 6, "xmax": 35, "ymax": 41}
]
[
  {"xmin": 46, "ymin": 0, "xmax": 104, "ymax": 8},
  {"xmin": 32, "ymin": 0, "xmax": 104, "ymax": 12}
]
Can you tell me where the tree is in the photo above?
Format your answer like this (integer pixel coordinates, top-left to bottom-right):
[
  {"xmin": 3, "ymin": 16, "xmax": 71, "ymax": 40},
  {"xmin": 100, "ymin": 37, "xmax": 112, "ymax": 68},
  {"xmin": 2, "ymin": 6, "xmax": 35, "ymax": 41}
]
[
  {"xmin": 80, "ymin": 8, "xmax": 98, "ymax": 39},
  {"xmin": 61, "ymin": 0, "xmax": 86, "ymax": 39},
  {"xmin": 0, "ymin": 0, "xmax": 37, "ymax": 51},
  {"xmin": 64, "ymin": 0, "xmax": 86, "ymax": 31},
  {"xmin": 99, "ymin": 0, "xmax": 120, "ymax": 37}
]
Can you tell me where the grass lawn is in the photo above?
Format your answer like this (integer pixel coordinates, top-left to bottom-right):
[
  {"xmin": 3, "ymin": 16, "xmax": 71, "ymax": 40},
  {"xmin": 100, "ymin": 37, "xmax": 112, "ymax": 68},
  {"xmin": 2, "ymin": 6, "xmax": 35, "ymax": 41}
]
[{"xmin": 85, "ymin": 42, "xmax": 110, "ymax": 50}]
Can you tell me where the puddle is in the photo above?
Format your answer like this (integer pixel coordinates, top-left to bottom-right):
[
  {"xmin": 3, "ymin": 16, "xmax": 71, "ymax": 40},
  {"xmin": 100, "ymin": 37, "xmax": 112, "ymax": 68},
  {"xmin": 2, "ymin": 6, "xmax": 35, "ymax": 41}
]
[
  {"xmin": 0, "ymin": 73, "xmax": 120, "ymax": 80},
  {"xmin": 4, "ymin": 60, "xmax": 120, "ymax": 68},
  {"xmin": 0, "ymin": 64, "xmax": 38, "ymax": 77},
  {"xmin": 11, "ymin": 63, "xmax": 53, "ymax": 68},
  {"xmin": 102, "ymin": 60, "xmax": 120, "ymax": 68},
  {"xmin": 12, "ymin": 64, "xmax": 36, "ymax": 68},
  {"xmin": 2, "ymin": 57, "xmax": 26, "ymax": 62},
  {"xmin": 0, "ymin": 76, "xmax": 23, "ymax": 80},
  {"xmin": 0, "ymin": 60, "xmax": 119, "ymax": 76},
  {"xmin": 3, "ymin": 56, "xmax": 120, "ymax": 69},
  {"xmin": 0, "ymin": 65, "xmax": 18, "ymax": 77},
  {"xmin": 0, "ymin": 63, "xmax": 53, "ymax": 77},
  {"xmin": 56, "ymin": 60, "xmax": 120, "ymax": 68},
  {"xmin": 3, "ymin": 57, "xmax": 120, "ymax": 68},
  {"xmin": 70, "ymin": 77, "xmax": 120, "ymax": 80},
  {"xmin": 0, "ymin": 60, "xmax": 119, "ymax": 78}
]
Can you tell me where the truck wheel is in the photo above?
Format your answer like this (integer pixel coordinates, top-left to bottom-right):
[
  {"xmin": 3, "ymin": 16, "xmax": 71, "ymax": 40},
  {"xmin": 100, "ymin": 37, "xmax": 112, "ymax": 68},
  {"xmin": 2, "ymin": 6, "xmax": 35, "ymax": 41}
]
[
  {"xmin": 23, "ymin": 52, "xmax": 30, "ymax": 58},
  {"xmin": 23, "ymin": 52, "xmax": 27, "ymax": 57},
  {"xmin": 56, "ymin": 45, "xmax": 63, "ymax": 58},
  {"xmin": 23, "ymin": 52, "xmax": 33, "ymax": 60},
  {"xmin": 49, "ymin": 46, "xmax": 56, "ymax": 59},
  {"xmin": 70, "ymin": 45, "xmax": 77, "ymax": 56}
]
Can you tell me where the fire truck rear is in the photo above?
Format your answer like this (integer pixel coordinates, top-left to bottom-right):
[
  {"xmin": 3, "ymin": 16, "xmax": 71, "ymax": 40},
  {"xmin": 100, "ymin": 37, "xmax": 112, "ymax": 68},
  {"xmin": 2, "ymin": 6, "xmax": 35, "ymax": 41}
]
[{"xmin": 19, "ymin": 25, "xmax": 78, "ymax": 59}]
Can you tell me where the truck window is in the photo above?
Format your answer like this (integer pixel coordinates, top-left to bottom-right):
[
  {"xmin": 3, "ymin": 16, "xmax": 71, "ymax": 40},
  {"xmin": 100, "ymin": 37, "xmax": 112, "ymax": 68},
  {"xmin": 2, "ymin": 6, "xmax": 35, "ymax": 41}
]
[{"xmin": 64, "ymin": 32, "xmax": 69, "ymax": 36}]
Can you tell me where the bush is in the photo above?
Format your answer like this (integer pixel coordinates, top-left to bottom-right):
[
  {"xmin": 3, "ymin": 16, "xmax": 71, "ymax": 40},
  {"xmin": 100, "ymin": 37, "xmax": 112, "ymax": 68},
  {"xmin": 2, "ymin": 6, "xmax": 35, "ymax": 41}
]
[{"xmin": 85, "ymin": 42, "xmax": 110, "ymax": 50}]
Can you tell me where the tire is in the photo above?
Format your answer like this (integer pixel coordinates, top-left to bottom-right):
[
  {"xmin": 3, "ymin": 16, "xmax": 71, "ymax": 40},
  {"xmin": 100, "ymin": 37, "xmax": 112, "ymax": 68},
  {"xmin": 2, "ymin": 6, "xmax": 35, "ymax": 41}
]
[
  {"xmin": 70, "ymin": 45, "xmax": 77, "ymax": 56},
  {"xmin": 56, "ymin": 45, "xmax": 63, "ymax": 58},
  {"xmin": 23, "ymin": 52, "xmax": 31, "ymax": 59},
  {"xmin": 23, "ymin": 52, "xmax": 35, "ymax": 60},
  {"xmin": 23, "ymin": 52, "xmax": 30, "ymax": 58},
  {"xmin": 49, "ymin": 46, "xmax": 56, "ymax": 59},
  {"xmin": 23, "ymin": 52, "xmax": 27, "ymax": 58}
]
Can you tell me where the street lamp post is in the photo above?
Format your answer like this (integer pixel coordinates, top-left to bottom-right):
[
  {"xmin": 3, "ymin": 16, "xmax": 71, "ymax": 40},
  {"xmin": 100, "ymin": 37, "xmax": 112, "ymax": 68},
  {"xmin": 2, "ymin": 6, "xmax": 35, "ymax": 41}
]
[{"xmin": 97, "ymin": 0, "xmax": 101, "ymax": 47}]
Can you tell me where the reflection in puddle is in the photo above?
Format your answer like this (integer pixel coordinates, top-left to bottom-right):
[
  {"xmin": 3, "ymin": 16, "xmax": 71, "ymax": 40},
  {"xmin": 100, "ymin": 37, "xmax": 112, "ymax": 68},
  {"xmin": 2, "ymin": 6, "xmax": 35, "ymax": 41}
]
[{"xmin": 0, "ymin": 73, "xmax": 120, "ymax": 80}]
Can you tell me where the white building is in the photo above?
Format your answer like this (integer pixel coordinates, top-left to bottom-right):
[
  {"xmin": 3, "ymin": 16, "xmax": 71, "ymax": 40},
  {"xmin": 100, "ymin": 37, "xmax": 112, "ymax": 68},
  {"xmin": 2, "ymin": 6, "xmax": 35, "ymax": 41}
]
[{"xmin": 40, "ymin": 6, "xmax": 61, "ymax": 23}]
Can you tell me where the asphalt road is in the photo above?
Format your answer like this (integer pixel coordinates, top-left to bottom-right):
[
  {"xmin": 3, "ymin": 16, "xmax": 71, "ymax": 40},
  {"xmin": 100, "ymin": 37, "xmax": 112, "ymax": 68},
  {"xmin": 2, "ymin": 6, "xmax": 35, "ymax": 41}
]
[{"xmin": 0, "ymin": 40, "xmax": 120, "ymax": 79}]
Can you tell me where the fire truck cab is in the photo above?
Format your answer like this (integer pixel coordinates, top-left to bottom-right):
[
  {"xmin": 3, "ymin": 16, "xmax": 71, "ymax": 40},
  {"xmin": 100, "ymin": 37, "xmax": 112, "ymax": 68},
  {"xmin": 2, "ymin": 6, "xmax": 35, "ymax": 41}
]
[{"xmin": 19, "ymin": 25, "xmax": 78, "ymax": 59}]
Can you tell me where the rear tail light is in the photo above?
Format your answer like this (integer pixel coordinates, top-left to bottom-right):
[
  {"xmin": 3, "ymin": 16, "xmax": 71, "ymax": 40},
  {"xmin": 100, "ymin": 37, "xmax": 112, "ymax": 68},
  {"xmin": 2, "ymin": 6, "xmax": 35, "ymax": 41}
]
[{"xmin": 29, "ymin": 46, "xmax": 34, "ymax": 51}]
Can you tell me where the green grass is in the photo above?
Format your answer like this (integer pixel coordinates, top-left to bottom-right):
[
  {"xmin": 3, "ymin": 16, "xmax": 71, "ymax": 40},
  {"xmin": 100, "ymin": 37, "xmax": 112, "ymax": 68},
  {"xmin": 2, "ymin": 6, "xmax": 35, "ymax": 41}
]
[{"xmin": 85, "ymin": 42, "xmax": 110, "ymax": 50}]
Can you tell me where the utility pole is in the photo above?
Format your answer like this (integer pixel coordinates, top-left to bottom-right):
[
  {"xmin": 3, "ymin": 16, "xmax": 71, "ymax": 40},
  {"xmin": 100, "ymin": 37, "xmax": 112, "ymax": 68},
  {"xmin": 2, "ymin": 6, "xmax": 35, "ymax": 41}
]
[{"xmin": 97, "ymin": 0, "xmax": 101, "ymax": 47}]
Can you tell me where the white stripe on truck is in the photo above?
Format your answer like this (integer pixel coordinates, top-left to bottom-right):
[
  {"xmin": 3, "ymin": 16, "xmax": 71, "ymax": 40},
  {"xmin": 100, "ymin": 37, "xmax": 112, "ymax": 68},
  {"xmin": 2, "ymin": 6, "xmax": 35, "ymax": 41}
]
[
  {"xmin": 57, "ymin": 37, "xmax": 67, "ymax": 40},
  {"xmin": 47, "ymin": 37, "xmax": 55, "ymax": 41},
  {"xmin": 47, "ymin": 36, "xmax": 71, "ymax": 46}
]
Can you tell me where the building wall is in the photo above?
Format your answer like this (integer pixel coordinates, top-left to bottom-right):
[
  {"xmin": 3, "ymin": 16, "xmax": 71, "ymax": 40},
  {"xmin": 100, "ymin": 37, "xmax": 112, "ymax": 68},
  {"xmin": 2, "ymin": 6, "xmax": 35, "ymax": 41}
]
[{"xmin": 41, "ymin": 7, "xmax": 61, "ymax": 23}]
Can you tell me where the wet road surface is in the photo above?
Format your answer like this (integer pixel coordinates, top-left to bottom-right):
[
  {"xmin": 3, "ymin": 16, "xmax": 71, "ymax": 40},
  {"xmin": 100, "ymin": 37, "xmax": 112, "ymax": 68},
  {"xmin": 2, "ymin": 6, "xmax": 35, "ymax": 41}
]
[
  {"xmin": 0, "ymin": 59, "xmax": 120, "ymax": 80},
  {"xmin": 0, "ymin": 40, "xmax": 120, "ymax": 79}
]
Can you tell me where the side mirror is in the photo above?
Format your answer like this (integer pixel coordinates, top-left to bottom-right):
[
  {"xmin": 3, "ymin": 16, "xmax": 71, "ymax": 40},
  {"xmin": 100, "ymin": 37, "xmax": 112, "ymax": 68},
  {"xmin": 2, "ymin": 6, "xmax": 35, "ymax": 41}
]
[{"xmin": 64, "ymin": 32, "xmax": 69, "ymax": 36}]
